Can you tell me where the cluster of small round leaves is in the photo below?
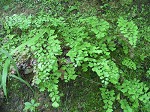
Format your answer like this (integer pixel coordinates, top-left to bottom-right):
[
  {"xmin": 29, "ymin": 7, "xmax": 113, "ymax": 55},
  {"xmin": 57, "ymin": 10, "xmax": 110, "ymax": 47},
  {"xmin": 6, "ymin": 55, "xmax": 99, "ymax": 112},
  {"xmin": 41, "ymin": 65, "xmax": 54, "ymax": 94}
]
[
  {"xmin": 63, "ymin": 17, "xmax": 119, "ymax": 86},
  {"xmin": 117, "ymin": 79, "xmax": 150, "ymax": 110},
  {"xmin": 2, "ymin": 14, "xmax": 65, "ymax": 108},
  {"xmin": 31, "ymin": 29, "xmax": 62, "ymax": 108},
  {"xmin": 120, "ymin": 99, "xmax": 133, "ymax": 112},
  {"xmin": 90, "ymin": 58, "xmax": 119, "ymax": 85},
  {"xmin": 79, "ymin": 16, "xmax": 110, "ymax": 39},
  {"xmin": 4, "ymin": 14, "xmax": 32, "ymax": 32},
  {"xmin": 32, "ymin": 14, "xmax": 64, "ymax": 28},
  {"xmin": 100, "ymin": 88, "xmax": 115, "ymax": 112},
  {"xmin": 122, "ymin": 57, "xmax": 136, "ymax": 70},
  {"xmin": 140, "ymin": 26, "xmax": 150, "ymax": 42},
  {"xmin": 117, "ymin": 17, "xmax": 138, "ymax": 47},
  {"xmin": 1, "ymin": 12, "xmax": 150, "ymax": 111},
  {"xmin": 61, "ymin": 63, "xmax": 77, "ymax": 82},
  {"xmin": 67, "ymin": 41, "xmax": 102, "ymax": 66},
  {"xmin": 61, "ymin": 26, "xmax": 88, "ymax": 47}
]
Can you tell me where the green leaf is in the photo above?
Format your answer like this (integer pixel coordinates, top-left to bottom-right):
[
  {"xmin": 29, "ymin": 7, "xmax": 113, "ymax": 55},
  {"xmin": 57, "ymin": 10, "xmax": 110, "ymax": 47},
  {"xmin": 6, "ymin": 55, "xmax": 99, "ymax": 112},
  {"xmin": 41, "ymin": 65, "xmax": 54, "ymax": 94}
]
[
  {"xmin": 52, "ymin": 101, "xmax": 59, "ymax": 108},
  {"xmin": 31, "ymin": 99, "xmax": 35, "ymax": 104},
  {"xmin": 106, "ymin": 108, "xmax": 113, "ymax": 112},
  {"xmin": 10, "ymin": 29, "xmax": 45, "ymax": 55},
  {"xmin": 2, "ymin": 59, "xmax": 10, "ymax": 98},
  {"xmin": 121, "ymin": 88, "xmax": 128, "ymax": 93},
  {"xmin": 24, "ymin": 102, "xmax": 32, "ymax": 106},
  {"xmin": 0, "ymin": 49, "xmax": 20, "ymax": 76}
]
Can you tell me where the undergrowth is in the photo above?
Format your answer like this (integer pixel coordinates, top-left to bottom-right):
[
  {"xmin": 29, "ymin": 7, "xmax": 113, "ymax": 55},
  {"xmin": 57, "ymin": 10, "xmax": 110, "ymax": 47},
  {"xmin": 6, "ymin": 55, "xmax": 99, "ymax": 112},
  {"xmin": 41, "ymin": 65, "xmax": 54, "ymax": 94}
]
[{"xmin": 0, "ymin": 0, "xmax": 150, "ymax": 111}]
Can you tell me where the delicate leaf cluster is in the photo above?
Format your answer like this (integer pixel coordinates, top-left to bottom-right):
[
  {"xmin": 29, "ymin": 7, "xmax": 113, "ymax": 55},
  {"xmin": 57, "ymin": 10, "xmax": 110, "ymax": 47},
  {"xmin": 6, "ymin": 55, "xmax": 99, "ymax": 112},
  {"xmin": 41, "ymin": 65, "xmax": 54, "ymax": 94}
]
[
  {"xmin": 117, "ymin": 79, "xmax": 150, "ymax": 111},
  {"xmin": 122, "ymin": 57, "xmax": 136, "ymax": 70},
  {"xmin": 79, "ymin": 16, "xmax": 110, "ymax": 39},
  {"xmin": 117, "ymin": 17, "xmax": 138, "ymax": 47},
  {"xmin": 90, "ymin": 58, "xmax": 119, "ymax": 85},
  {"xmin": 120, "ymin": 99, "xmax": 133, "ymax": 112},
  {"xmin": 0, "ymin": 12, "xmax": 149, "ymax": 112},
  {"xmin": 1, "ymin": 14, "xmax": 64, "ymax": 107},
  {"xmin": 23, "ymin": 99, "xmax": 40, "ymax": 112},
  {"xmin": 4, "ymin": 14, "xmax": 32, "ymax": 32},
  {"xmin": 100, "ymin": 88, "xmax": 115, "ymax": 112}
]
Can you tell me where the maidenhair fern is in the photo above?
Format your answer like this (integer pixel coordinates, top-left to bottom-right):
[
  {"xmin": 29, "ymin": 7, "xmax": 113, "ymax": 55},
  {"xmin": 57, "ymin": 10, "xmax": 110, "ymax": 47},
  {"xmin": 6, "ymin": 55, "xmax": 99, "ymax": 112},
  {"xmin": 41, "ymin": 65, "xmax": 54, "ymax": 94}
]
[
  {"xmin": 117, "ymin": 79, "xmax": 150, "ymax": 111},
  {"xmin": 100, "ymin": 88, "xmax": 115, "ymax": 112},
  {"xmin": 32, "ymin": 29, "xmax": 62, "ymax": 107},
  {"xmin": 89, "ymin": 58, "xmax": 119, "ymax": 85},
  {"xmin": 122, "ymin": 57, "xmax": 136, "ymax": 70},
  {"xmin": 117, "ymin": 17, "xmax": 138, "ymax": 47},
  {"xmin": 120, "ymin": 99, "xmax": 133, "ymax": 112},
  {"xmin": 0, "ymin": 12, "xmax": 149, "ymax": 112},
  {"xmin": 4, "ymin": 14, "xmax": 32, "ymax": 32}
]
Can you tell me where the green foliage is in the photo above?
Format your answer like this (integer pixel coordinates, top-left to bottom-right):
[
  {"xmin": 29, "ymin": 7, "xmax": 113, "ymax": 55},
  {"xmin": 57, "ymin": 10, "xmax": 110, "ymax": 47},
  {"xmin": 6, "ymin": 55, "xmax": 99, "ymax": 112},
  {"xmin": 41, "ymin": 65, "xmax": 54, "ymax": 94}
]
[
  {"xmin": 23, "ymin": 99, "xmax": 40, "ymax": 112},
  {"xmin": 61, "ymin": 63, "xmax": 77, "ymax": 82},
  {"xmin": 117, "ymin": 17, "xmax": 138, "ymax": 47},
  {"xmin": 119, "ymin": 0, "xmax": 133, "ymax": 5},
  {"xmin": 117, "ymin": 79, "xmax": 150, "ymax": 111},
  {"xmin": 64, "ymin": 17, "xmax": 119, "ymax": 86},
  {"xmin": 122, "ymin": 57, "xmax": 136, "ymax": 70},
  {"xmin": 120, "ymin": 99, "xmax": 133, "ymax": 112},
  {"xmin": 4, "ymin": 14, "xmax": 32, "ymax": 32},
  {"xmin": 0, "ymin": 1, "xmax": 150, "ymax": 111},
  {"xmin": 1, "ymin": 58, "xmax": 10, "ymax": 98},
  {"xmin": 117, "ymin": 17, "xmax": 138, "ymax": 46},
  {"xmin": 79, "ymin": 16, "xmax": 110, "ymax": 39},
  {"xmin": 0, "ymin": 48, "xmax": 32, "ymax": 98},
  {"xmin": 33, "ymin": 29, "xmax": 62, "ymax": 107},
  {"xmin": 1, "ymin": 13, "xmax": 65, "ymax": 107},
  {"xmin": 100, "ymin": 88, "xmax": 115, "ymax": 112},
  {"xmin": 146, "ymin": 68, "xmax": 150, "ymax": 78}
]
